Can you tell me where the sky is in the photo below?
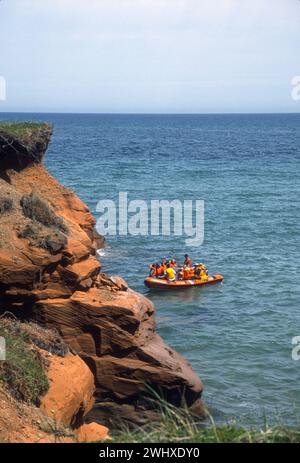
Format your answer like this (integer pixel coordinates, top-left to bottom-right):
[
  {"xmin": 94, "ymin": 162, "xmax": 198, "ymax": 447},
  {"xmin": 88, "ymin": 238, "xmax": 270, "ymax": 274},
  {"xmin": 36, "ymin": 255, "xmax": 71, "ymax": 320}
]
[{"xmin": 0, "ymin": 0, "xmax": 300, "ymax": 113}]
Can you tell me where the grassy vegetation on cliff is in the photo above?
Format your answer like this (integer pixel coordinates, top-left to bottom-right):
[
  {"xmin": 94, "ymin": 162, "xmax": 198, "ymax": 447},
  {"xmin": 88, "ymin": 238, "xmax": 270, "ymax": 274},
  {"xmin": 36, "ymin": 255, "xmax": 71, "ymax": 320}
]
[
  {"xmin": 18, "ymin": 193, "xmax": 68, "ymax": 253},
  {"xmin": 20, "ymin": 193, "xmax": 68, "ymax": 233},
  {"xmin": 0, "ymin": 122, "xmax": 53, "ymax": 157},
  {"xmin": 111, "ymin": 395, "xmax": 300, "ymax": 443},
  {"xmin": 0, "ymin": 317, "xmax": 49, "ymax": 404},
  {"xmin": 18, "ymin": 223, "xmax": 67, "ymax": 254},
  {"xmin": 0, "ymin": 122, "xmax": 49, "ymax": 139},
  {"xmin": 112, "ymin": 424, "xmax": 300, "ymax": 443}
]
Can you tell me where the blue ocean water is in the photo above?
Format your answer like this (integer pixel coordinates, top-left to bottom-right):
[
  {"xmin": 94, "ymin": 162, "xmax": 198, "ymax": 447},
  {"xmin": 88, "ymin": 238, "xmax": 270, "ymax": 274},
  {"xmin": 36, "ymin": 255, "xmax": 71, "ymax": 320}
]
[{"xmin": 1, "ymin": 112, "xmax": 300, "ymax": 426}]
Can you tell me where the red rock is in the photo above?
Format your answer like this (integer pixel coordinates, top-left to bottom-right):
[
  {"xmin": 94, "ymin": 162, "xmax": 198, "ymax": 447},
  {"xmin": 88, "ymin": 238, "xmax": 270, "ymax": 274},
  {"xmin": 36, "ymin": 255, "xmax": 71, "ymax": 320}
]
[
  {"xmin": 57, "ymin": 256, "xmax": 100, "ymax": 287},
  {"xmin": 110, "ymin": 276, "xmax": 128, "ymax": 291},
  {"xmin": 33, "ymin": 286, "xmax": 203, "ymax": 426},
  {"xmin": 75, "ymin": 422, "xmax": 109, "ymax": 443},
  {"xmin": 40, "ymin": 353, "xmax": 95, "ymax": 427},
  {"xmin": 77, "ymin": 277, "xmax": 93, "ymax": 292}
]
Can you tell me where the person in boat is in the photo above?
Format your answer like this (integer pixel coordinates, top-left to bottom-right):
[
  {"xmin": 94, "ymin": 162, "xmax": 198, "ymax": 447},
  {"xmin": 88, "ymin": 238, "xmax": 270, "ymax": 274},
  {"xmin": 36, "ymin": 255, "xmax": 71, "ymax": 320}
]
[
  {"xmin": 200, "ymin": 264, "xmax": 208, "ymax": 281},
  {"xmin": 156, "ymin": 262, "xmax": 166, "ymax": 277},
  {"xmin": 170, "ymin": 259, "xmax": 177, "ymax": 268},
  {"xmin": 188, "ymin": 266, "xmax": 195, "ymax": 279},
  {"xmin": 194, "ymin": 264, "xmax": 201, "ymax": 278},
  {"xmin": 201, "ymin": 263, "xmax": 208, "ymax": 275},
  {"xmin": 150, "ymin": 263, "xmax": 160, "ymax": 278},
  {"xmin": 177, "ymin": 267, "xmax": 183, "ymax": 280},
  {"xmin": 184, "ymin": 254, "xmax": 192, "ymax": 267},
  {"xmin": 182, "ymin": 265, "xmax": 190, "ymax": 280},
  {"xmin": 161, "ymin": 260, "xmax": 167, "ymax": 271},
  {"xmin": 149, "ymin": 263, "xmax": 156, "ymax": 277},
  {"xmin": 165, "ymin": 263, "xmax": 176, "ymax": 282}
]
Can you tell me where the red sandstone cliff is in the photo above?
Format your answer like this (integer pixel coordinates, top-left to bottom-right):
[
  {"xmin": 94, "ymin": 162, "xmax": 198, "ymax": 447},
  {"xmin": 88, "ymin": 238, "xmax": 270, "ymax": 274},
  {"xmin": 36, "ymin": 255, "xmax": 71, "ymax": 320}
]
[
  {"xmin": 0, "ymin": 317, "xmax": 108, "ymax": 443},
  {"xmin": 0, "ymin": 124, "xmax": 203, "ymax": 427}
]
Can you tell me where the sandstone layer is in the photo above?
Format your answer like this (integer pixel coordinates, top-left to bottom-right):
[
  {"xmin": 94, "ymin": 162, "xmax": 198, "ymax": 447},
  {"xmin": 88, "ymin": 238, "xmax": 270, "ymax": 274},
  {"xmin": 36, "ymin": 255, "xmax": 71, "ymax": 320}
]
[{"xmin": 40, "ymin": 352, "xmax": 95, "ymax": 427}]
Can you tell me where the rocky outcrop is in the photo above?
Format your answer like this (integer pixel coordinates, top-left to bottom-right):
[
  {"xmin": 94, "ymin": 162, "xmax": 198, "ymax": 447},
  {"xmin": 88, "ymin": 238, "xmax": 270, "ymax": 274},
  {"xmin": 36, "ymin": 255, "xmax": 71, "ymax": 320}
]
[
  {"xmin": 0, "ymin": 318, "xmax": 95, "ymax": 443},
  {"xmin": 34, "ymin": 283, "xmax": 203, "ymax": 426},
  {"xmin": 40, "ymin": 352, "xmax": 95, "ymax": 427},
  {"xmin": 76, "ymin": 423, "xmax": 109, "ymax": 443},
  {"xmin": 0, "ymin": 125, "xmax": 203, "ymax": 427},
  {"xmin": 0, "ymin": 124, "xmax": 53, "ymax": 171},
  {"xmin": 0, "ymin": 385, "xmax": 74, "ymax": 443}
]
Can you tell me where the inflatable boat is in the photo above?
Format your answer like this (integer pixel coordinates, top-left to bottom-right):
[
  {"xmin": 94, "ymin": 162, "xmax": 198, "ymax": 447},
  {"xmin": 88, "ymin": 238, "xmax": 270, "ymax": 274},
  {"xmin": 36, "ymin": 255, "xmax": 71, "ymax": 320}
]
[{"xmin": 144, "ymin": 274, "xmax": 223, "ymax": 290}]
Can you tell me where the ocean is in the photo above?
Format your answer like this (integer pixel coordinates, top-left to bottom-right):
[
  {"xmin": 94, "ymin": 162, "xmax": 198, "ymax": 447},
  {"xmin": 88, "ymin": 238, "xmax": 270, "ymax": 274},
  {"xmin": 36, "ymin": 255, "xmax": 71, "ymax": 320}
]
[{"xmin": 1, "ymin": 112, "xmax": 300, "ymax": 426}]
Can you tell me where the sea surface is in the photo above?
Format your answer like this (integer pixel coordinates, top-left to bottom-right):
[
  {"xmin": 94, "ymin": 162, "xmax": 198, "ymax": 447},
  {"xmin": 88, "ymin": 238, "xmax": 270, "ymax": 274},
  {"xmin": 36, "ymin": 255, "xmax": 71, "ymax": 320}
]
[{"xmin": 1, "ymin": 112, "xmax": 300, "ymax": 427}]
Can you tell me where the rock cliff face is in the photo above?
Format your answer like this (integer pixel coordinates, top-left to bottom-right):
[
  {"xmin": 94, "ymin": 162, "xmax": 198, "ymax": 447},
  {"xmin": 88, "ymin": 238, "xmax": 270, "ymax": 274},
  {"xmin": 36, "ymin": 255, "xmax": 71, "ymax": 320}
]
[
  {"xmin": 40, "ymin": 352, "xmax": 95, "ymax": 427},
  {"xmin": 0, "ymin": 317, "xmax": 108, "ymax": 443},
  {"xmin": 0, "ymin": 124, "xmax": 203, "ymax": 427}
]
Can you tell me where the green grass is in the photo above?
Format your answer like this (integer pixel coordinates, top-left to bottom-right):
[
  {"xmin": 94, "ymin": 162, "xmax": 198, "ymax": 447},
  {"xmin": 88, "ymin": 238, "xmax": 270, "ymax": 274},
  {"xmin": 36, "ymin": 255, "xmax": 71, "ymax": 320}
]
[
  {"xmin": 0, "ymin": 122, "xmax": 49, "ymax": 140},
  {"xmin": 0, "ymin": 318, "xmax": 49, "ymax": 405},
  {"xmin": 111, "ymin": 423, "xmax": 300, "ymax": 443},
  {"xmin": 109, "ymin": 393, "xmax": 300, "ymax": 443}
]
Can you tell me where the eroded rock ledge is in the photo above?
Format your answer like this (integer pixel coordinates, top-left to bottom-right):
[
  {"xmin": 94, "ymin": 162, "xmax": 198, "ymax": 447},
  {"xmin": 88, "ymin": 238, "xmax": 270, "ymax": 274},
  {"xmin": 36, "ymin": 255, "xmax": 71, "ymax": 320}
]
[{"xmin": 0, "ymin": 124, "xmax": 203, "ymax": 427}]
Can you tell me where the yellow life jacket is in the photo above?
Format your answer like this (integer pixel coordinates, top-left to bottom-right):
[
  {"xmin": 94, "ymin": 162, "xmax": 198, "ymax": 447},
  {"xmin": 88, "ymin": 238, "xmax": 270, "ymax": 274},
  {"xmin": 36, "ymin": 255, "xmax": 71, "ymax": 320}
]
[
  {"xmin": 200, "ymin": 270, "xmax": 208, "ymax": 280},
  {"xmin": 166, "ymin": 268, "xmax": 176, "ymax": 280}
]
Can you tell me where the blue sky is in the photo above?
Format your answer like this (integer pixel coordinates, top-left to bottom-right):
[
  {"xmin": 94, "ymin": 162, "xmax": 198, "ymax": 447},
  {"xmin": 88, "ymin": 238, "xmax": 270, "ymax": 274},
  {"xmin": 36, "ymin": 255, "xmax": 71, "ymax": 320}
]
[{"xmin": 0, "ymin": 0, "xmax": 300, "ymax": 113}]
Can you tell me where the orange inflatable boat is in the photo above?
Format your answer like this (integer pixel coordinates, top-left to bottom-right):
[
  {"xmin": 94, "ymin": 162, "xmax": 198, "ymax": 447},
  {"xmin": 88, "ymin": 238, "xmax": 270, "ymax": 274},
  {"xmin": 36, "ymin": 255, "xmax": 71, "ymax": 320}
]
[{"xmin": 144, "ymin": 274, "xmax": 223, "ymax": 290}]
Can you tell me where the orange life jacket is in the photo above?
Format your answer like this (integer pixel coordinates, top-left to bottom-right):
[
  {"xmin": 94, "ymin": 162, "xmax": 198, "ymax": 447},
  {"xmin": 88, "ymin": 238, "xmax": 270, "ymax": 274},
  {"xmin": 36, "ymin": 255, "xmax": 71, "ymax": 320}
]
[
  {"xmin": 188, "ymin": 269, "xmax": 195, "ymax": 278},
  {"xmin": 153, "ymin": 267, "xmax": 159, "ymax": 277},
  {"xmin": 183, "ymin": 269, "xmax": 190, "ymax": 279}
]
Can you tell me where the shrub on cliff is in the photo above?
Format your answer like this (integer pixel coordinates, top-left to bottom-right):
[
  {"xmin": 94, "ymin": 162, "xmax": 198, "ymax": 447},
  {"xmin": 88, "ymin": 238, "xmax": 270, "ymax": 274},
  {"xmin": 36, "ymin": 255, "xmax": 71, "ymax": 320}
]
[
  {"xmin": 18, "ymin": 222, "xmax": 40, "ymax": 240},
  {"xmin": 18, "ymin": 222, "xmax": 67, "ymax": 254},
  {"xmin": 20, "ymin": 193, "xmax": 68, "ymax": 234},
  {"xmin": 0, "ymin": 318, "xmax": 49, "ymax": 404},
  {"xmin": 17, "ymin": 321, "xmax": 69, "ymax": 357},
  {"xmin": 39, "ymin": 232, "xmax": 67, "ymax": 254},
  {"xmin": 0, "ymin": 196, "xmax": 13, "ymax": 214}
]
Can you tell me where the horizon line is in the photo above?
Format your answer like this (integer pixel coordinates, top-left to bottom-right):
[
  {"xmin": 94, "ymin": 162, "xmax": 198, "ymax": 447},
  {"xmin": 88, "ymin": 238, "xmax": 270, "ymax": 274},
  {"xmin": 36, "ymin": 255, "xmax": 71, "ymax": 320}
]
[{"xmin": 0, "ymin": 110, "xmax": 300, "ymax": 116}]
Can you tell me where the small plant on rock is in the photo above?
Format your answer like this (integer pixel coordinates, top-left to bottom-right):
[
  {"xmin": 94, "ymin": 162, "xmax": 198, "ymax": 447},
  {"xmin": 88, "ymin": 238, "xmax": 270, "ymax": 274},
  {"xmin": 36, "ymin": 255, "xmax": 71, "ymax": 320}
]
[
  {"xmin": 18, "ymin": 221, "xmax": 67, "ymax": 254},
  {"xmin": 0, "ymin": 318, "xmax": 49, "ymax": 404},
  {"xmin": 39, "ymin": 232, "xmax": 67, "ymax": 254},
  {"xmin": 18, "ymin": 222, "xmax": 41, "ymax": 240},
  {"xmin": 20, "ymin": 193, "xmax": 68, "ymax": 233},
  {"xmin": 0, "ymin": 197, "xmax": 13, "ymax": 214}
]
